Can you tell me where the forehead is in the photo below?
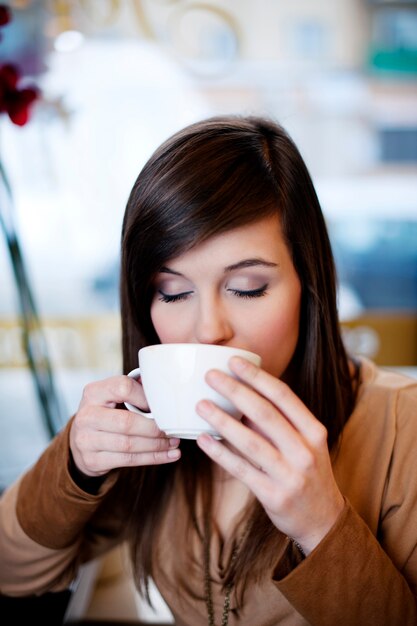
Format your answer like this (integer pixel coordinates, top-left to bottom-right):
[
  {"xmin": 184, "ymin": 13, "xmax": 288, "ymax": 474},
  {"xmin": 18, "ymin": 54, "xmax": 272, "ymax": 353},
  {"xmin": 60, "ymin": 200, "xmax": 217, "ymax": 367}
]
[{"xmin": 165, "ymin": 214, "xmax": 287, "ymax": 270}]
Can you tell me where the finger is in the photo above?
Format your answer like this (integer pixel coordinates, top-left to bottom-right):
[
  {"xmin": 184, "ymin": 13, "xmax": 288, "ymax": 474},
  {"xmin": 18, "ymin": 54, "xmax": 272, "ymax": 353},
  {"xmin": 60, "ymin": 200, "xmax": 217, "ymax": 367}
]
[
  {"xmin": 203, "ymin": 368, "xmax": 304, "ymax": 456},
  {"xmin": 80, "ymin": 376, "xmax": 149, "ymax": 412},
  {"xmin": 229, "ymin": 357, "xmax": 326, "ymax": 445},
  {"xmin": 88, "ymin": 447, "xmax": 181, "ymax": 472},
  {"xmin": 196, "ymin": 399, "xmax": 290, "ymax": 479},
  {"xmin": 86, "ymin": 431, "xmax": 180, "ymax": 455},
  {"xmin": 196, "ymin": 432, "xmax": 272, "ymax": 500},
  {"xmin": 241, "ymin": 414, "xmax": 270, "ymax": 439},
  {"xmin": 78, "ymin": 406, "xmax": 163, "ymax": 438}
]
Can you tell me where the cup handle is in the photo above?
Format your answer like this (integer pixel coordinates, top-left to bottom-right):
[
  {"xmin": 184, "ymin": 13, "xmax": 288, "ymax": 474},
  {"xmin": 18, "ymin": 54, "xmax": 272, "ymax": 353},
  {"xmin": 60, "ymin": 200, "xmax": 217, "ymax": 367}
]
[{"xmin": 123, "ymin": 367, "xmax": 154, "ymax": 421}]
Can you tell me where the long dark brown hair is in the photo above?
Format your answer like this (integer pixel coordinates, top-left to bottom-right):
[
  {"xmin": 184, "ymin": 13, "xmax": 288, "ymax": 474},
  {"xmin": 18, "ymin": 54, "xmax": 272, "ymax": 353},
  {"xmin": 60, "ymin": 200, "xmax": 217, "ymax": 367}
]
[{"xmin": 119, "ymin": 115, "xmax": 356, "ymax": 603}]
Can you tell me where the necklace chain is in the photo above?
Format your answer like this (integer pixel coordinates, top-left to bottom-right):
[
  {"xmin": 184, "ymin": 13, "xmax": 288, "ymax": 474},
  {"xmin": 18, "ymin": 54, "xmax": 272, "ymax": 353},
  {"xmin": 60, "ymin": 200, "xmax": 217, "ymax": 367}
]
[{"xmin": 203, "ymin": 517, "xmax": 249, "ymax": 626}]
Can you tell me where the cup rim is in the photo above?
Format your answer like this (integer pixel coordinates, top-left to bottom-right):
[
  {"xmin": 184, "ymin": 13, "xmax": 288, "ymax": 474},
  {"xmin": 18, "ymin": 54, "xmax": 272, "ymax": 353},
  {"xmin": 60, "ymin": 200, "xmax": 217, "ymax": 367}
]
[{"xmin": 138, "ymin": 343, "xmax": 261, "ymax": 360}]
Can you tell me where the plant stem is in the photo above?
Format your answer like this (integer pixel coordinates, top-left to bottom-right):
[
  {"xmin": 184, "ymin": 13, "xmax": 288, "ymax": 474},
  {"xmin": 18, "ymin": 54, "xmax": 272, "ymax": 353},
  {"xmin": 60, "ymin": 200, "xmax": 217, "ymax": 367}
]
[{"xmin": 0, "ymin": 159, "xmax": 65, "ymax": 439}]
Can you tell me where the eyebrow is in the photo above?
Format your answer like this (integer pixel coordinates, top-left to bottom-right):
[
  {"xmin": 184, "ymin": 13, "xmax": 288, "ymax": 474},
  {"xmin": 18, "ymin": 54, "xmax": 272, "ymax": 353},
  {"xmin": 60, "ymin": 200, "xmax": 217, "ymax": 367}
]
[{"xmin": 159, "ymin": 258, "xmax": 278, "ymax": 276}]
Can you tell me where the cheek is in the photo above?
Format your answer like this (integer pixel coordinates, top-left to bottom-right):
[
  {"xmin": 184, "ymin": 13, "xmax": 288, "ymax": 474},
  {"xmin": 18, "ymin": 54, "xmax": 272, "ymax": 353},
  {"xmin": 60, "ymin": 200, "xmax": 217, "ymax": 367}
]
[
  {"xmin": 150, "ymin": 305, "xmax": 170, "ymax": 342},
  {"xmin": 150, "ymin": 302, "xmax": 190, "ymax": 343},
  {"xmin": 249, "ymin": 301, "xmax": 301, "ymax": 378}
]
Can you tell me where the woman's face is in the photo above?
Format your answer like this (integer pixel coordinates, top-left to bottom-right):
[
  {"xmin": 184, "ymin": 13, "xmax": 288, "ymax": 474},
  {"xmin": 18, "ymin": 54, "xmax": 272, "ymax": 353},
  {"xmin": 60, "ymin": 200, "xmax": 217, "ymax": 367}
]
[{"xmin": 150, "ymin": 214, "xmax": 302, "ymax": 379}]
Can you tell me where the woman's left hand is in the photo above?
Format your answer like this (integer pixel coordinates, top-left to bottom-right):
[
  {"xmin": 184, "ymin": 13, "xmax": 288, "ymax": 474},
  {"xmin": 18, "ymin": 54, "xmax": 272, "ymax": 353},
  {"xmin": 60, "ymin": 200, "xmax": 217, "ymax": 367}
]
[{"xmin": 196, "ymin": 356, "xmax": 345, "ymax": 555}]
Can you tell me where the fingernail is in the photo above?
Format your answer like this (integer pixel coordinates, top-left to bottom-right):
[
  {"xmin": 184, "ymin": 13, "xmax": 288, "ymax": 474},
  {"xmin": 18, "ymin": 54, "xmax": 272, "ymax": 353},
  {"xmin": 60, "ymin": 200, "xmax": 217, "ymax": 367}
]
[
  {"xmin": 169, "ymin": 438, "xmax": 180, "ymax": 447},
  {"xmin": 205, "ymin": 368, "xmax": 223, "ymax": 383},
  {"xmin": 197, "ymin": 433, "xmax": 214, "ymax": 447},
  {"xmin": 230, "ymin": 356, "xmax": 247, "ymax": 371},
  {"xmin": 196, "ymin": 399, "xmax": 214, "ymax": 417},
  {"xmin": 168, "ymin": 448, "xmax": 181, "ymax": 459}
]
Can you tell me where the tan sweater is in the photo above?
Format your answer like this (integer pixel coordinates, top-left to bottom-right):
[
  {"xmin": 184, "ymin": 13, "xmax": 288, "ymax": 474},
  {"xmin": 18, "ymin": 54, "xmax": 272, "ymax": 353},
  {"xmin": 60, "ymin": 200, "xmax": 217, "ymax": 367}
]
[{"xmin": 1, "ymin": 357, "xmax": 417, "ymax": 625}]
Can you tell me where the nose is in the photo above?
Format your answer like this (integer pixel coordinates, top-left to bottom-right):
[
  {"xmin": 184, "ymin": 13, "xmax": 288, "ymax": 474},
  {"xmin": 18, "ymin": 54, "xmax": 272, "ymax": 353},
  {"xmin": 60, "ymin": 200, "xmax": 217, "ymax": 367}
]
[{"xmin": 194, "ymin": 296, "xmax": 234, "ymax": 345}]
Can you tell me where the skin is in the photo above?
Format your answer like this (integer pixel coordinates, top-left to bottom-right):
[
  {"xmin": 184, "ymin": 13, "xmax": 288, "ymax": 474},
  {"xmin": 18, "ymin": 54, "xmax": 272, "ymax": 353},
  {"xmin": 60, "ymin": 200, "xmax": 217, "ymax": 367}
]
[
  {"xmin": 70, "ymin": 214, "xmax": 344, "ymax": 555},
  {"xmin": 150, "ymin": 215, "xmax": 301, "ymax": 379}
]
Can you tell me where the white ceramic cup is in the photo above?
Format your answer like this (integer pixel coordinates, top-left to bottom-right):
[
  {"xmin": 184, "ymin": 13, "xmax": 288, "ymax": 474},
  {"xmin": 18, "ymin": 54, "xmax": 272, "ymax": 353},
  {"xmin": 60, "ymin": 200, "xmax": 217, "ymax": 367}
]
[{"xmin": 124, "ymin": 343, "xmax": 262, "ymax": 439}]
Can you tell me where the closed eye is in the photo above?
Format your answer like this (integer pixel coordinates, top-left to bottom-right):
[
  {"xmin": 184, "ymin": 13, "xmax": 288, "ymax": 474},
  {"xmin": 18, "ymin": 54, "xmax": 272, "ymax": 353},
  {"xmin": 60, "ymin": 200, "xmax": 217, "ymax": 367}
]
[
  {"xmin": 157, "ymin": 290, "xmax": 193, "ymax": 303},
  {"xmin": 227, "ymin": 284, "xmax": 268, "ymax": 299}
]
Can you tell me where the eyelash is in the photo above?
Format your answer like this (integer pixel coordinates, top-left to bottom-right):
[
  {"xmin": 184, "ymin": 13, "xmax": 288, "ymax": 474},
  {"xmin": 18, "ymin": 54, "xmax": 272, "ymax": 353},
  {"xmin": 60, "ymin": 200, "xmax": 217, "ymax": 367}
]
[
  {"xmin": 157, "ymin": 285, "xmax": 268, "ymax": 303},
  {"xmin": 228, "ymin": 285, "xmax": 268, "ymax": 299},
  {"xmin": 157, "ymin": 291, "xmax": 192, "ymax": 303}
]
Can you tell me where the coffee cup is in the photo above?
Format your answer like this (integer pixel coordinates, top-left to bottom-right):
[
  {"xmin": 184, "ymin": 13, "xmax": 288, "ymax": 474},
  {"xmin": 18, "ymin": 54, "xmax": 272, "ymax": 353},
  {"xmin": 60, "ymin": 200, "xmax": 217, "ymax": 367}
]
[{"xmin": 124, "ymin": 343, "xmax": 262, "ymax": 439}]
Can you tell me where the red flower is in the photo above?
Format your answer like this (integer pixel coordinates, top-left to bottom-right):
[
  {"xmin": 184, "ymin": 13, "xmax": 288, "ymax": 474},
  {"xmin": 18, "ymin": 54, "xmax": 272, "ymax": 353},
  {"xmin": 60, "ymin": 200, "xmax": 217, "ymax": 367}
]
[
  {"xmin": 0, "ymin": 63, "xmax": 40, "ymax": 126},
  {"xmin": 0, "ymin": 4, "xmax": 11, "ymax": 27}
]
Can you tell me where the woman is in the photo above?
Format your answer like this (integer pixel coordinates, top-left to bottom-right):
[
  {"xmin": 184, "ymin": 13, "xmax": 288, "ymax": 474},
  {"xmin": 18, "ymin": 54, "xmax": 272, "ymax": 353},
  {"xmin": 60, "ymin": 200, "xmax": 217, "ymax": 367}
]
[{"xmin": 1, "ymin": 115, "xmax": 416, "ymax": 625}]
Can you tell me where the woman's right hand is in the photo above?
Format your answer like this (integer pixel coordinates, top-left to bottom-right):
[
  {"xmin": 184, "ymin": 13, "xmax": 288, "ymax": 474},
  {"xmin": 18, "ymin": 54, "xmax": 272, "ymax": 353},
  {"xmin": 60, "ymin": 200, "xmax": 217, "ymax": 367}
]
[{"xmin": 69, "ymin": 375, "xmax": 181, "ymax": 478}]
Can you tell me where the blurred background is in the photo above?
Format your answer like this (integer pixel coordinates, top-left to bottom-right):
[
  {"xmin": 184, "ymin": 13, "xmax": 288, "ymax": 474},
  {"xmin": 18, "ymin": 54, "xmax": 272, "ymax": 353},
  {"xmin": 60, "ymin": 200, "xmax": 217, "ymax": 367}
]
[{"xmin": 1, "ymin": 0, "xmax": 416, "ymax": 490}]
